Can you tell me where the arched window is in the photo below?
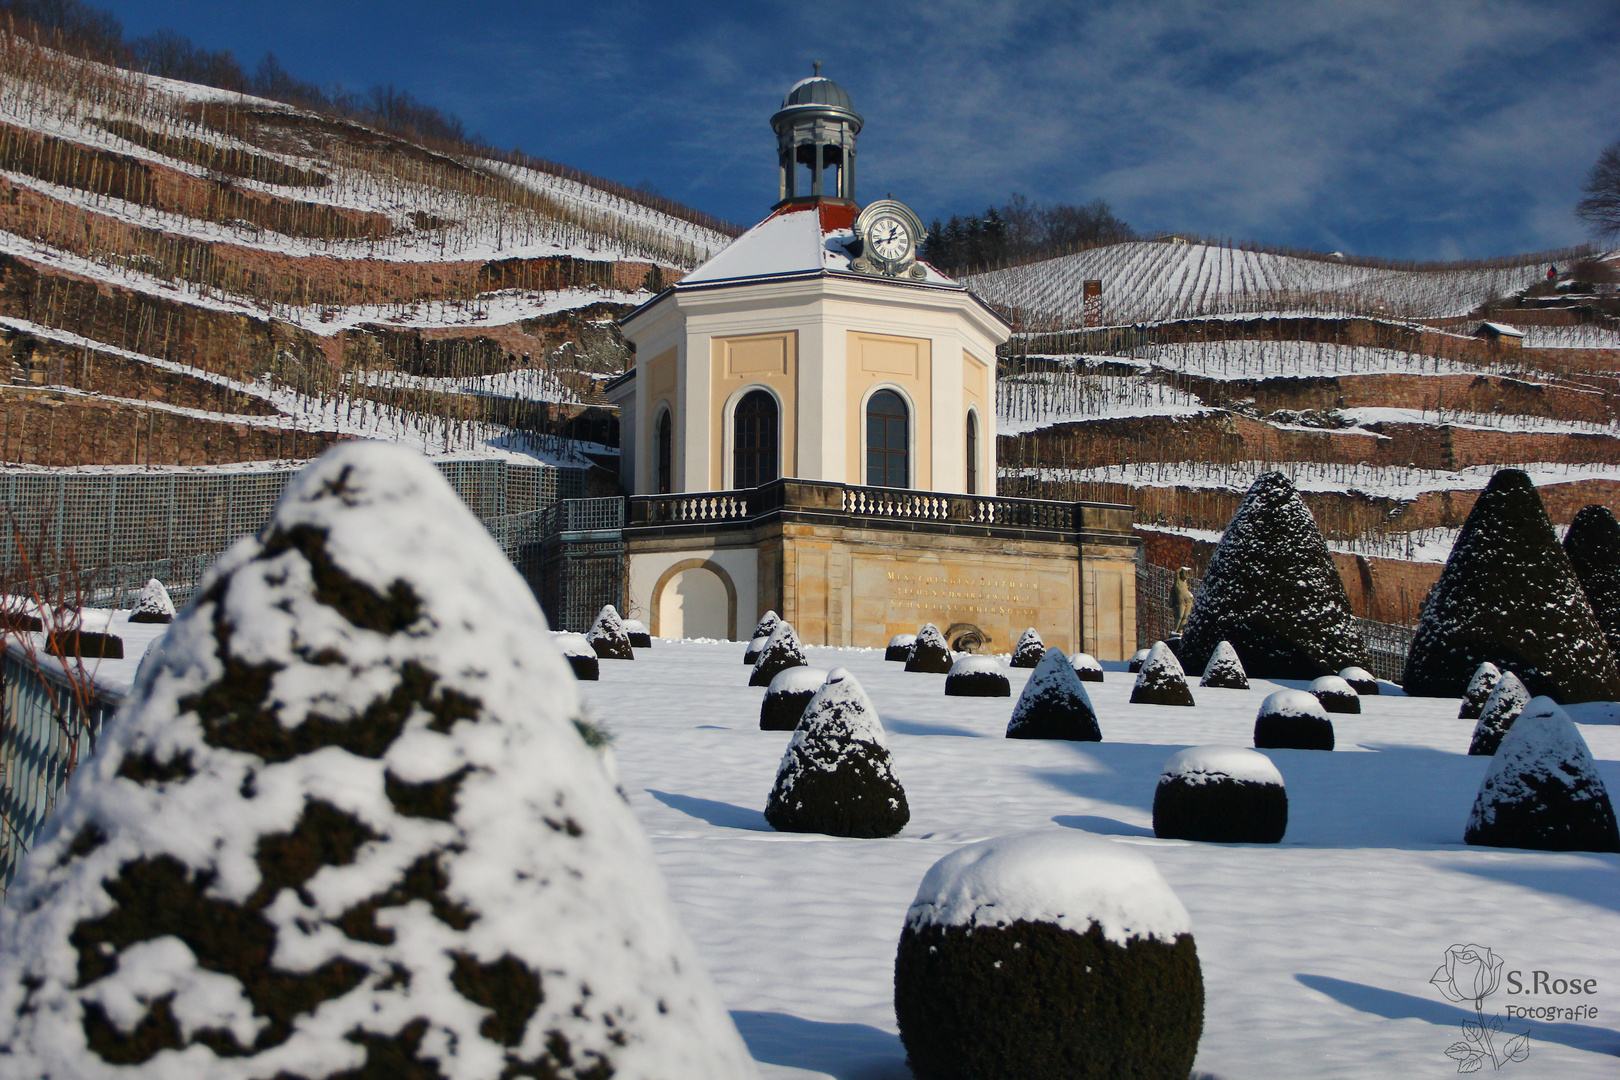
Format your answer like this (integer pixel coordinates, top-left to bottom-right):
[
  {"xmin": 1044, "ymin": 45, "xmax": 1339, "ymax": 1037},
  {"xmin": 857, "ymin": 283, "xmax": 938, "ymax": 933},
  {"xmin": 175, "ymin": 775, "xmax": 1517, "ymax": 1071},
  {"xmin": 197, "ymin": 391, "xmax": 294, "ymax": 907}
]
[
  {"xmin": 656, "ymin": 408, "xmax": 673, "ymax": 494},
  {"xmin": 865, "ymin": 389, "xmax": 909, "ymax": 489},
  {"xmin": 732, "ymin": 389, "xmax": 779, "ymax": 489},
  {"xmin": 965, "ymin": 411, "xmax": 978, "ymax": 495}
]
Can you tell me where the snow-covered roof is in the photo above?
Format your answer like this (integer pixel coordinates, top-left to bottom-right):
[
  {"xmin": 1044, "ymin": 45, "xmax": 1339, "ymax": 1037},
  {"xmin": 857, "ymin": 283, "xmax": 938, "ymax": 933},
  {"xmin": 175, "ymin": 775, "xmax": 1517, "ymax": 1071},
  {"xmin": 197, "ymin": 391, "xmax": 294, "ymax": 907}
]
[{"xmin": 1477, "ymin": 321, "xmax": 1526, "ymax": 338}]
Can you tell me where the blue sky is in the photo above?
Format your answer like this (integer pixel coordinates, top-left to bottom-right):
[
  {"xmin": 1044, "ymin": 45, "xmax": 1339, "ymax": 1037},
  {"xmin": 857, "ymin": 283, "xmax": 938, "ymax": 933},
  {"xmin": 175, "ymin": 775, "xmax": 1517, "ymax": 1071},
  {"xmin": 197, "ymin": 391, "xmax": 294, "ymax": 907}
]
[{"xmin": 101, "ymin": 0, "xmax": 1620, "ymax": 260}]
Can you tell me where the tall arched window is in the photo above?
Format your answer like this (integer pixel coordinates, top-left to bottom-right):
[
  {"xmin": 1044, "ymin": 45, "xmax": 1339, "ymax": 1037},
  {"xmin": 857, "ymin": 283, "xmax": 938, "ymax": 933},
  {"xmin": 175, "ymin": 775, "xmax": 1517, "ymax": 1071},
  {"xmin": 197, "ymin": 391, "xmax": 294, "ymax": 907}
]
[
  {"xmin": 656, "ymin": 408, "xmax": 673, "ymax": 494},
  {"xmin": 865, "ymin": 389, "xmax": 909, "ymax": 489},
  {"xmin": 965, "ymin": 411, "xmax": 978, "ymax": 494},
  {"xmin": 732, "ymin": 389, "xmax": 779, "ymax": 489}
]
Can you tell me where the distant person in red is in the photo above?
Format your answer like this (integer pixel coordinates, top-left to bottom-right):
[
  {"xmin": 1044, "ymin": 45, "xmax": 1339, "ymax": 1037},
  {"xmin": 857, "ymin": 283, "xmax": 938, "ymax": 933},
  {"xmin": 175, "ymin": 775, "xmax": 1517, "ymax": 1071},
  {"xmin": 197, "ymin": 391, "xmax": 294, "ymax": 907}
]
[{"xmin": 1548, "ymin": 265, "xmax": 1558, "ymax": 280}]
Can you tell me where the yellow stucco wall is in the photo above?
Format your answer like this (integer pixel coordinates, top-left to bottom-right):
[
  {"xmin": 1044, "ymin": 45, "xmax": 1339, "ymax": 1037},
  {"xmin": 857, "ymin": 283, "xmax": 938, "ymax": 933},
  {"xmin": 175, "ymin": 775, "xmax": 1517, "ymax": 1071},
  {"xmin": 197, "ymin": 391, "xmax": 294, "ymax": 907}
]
[
  {"xmin": 845, "ymin": 331, "xmax": 932, "ymax": 489},
  {"xmin": 708, "ymin": 331, "xmax": 798, "ymax": 490}
]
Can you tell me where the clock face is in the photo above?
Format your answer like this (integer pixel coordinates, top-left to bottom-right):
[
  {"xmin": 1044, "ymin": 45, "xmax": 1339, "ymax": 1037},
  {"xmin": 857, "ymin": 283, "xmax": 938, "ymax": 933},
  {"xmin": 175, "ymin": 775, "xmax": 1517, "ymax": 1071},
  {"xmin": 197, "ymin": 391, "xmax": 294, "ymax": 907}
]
[{"xmin": 869, "ymin": 215, "xmax": 911, "ymax": 261}]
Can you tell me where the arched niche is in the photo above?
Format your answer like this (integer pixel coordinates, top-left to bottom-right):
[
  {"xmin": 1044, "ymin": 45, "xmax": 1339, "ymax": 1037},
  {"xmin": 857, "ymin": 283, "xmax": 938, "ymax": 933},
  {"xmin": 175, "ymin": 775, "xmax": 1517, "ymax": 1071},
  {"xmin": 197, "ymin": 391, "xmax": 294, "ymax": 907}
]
[{"xmin": 651, "ymin": 559, "xmax": 738, "ymax": 641}]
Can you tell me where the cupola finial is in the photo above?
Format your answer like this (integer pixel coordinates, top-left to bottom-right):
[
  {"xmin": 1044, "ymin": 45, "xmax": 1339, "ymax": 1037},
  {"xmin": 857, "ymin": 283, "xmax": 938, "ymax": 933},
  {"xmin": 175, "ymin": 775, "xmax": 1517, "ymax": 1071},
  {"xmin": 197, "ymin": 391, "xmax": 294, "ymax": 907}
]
[{"xmin": 813, "ymin": 60, "xmax": 821, "ymax": 76}]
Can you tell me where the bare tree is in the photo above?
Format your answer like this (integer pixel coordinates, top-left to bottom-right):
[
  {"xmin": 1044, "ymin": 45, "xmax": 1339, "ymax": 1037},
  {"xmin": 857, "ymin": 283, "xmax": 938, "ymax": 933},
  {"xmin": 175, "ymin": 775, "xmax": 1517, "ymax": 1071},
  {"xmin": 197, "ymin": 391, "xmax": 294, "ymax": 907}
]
[{"xmin": 1576, "ymin": 141, "xmax": 1620, "ymax": 244}]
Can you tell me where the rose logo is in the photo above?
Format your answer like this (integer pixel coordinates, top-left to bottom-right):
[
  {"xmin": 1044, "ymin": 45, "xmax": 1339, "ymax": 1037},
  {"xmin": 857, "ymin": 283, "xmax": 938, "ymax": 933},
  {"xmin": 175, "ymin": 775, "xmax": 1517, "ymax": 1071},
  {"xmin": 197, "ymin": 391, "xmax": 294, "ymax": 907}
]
[{"xmin": 1430, "ymin": 944, "xmax": 1529, "ymax": 1072}]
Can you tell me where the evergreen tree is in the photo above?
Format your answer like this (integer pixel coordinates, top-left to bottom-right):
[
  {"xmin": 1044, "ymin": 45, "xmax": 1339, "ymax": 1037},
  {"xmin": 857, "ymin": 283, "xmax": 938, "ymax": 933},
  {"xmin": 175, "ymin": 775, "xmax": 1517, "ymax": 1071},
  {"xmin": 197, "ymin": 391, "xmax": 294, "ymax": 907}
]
[
  {"xmin": 1562, "ymin": 504, "xmax": 1620, "ymax": 658},
  {"xmin": 766, "ymin": 669, "xmax": 908, "ymax": 837}
]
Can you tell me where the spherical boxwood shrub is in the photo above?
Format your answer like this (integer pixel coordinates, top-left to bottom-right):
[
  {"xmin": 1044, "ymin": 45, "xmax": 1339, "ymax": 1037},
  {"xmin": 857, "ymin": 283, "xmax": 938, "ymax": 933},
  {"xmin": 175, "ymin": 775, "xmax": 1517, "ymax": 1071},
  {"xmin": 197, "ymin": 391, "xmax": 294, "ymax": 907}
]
[
  {"xmin": 1131, "ymin": 641, "xmax": 1195, "ymax": 706},
  {"xmin": 750, "ymin": 621, "xmax": 808, "ymax": 686},
  {"xmin": 555, "ymin": 631, "xmax": 600, "ymax": 681},
  {"xmin": 766, "ymin": 668, "xmax": 908, "ymax": 837},
  {"xmin": 1308, "ymin": 675, "xmax": 1360, "ymax": 714},
  {"xmin": 1339, "ymin": 666, "xmax": 1378, "ymax": 695},
  {"xmin": 945, "ymin": 655, "xmax": 1011, "ymax": 697},
  {"xmin": 1070, "ymin": 652, "xmax": 1105, "ymax": 682},
  {"xmin": 1153, "ymin": 746, "xmax": 1286, "ymax": 843},
  {"xmin": 1199, "ymin": 640, "xmax": 1249, "ymax": 689},
  {"xmin": 1008, "ymin": 647, "xmax": 1100, "ymax": 741},
  {"xmin": 1468, "ymin": 671, "xmax": 1530, "ymax": 756},
  {"xmin": 886, "ymin": 633, "xmax": 917, "ymax": 662},
  {"xmin": 1128, "ymin": 647, "xmax": 1150, "ymax": 673},
  {"xmin": 760, "ymin": 666, "xmax": 828, "ymax": 730},
  {"xmin": 623, "ymin": 619, "xmax": 652, "ymax": 649},
  {"xmin": 1458, "ymin": 661, "xmax": 1502, "ymax": 720},
  {"xmin": 894, "ymin": 831, "xmax": 1203, "ymax": 1080},
  {"xmin": 1254, "ymin": 689, "xmax": 1334, "ymax": 750},
  {"xmin": 1011, "ymin": 627, "xmax": 1046, "ymax": 669},
  {"xmin": 1465, "ymin": 697, "xmax": 1620, "ymax": 852},
  {"xmin": 127, "ymin": 577, "xmax": 176, "ymax": 624},
  {"xmin": 586, "ymin": 603, "xmax": 635, "ymax": 660},
  {"xmin": 906, "ymin": 623, "xmax": 954, "ymax": 674},
  {"xmin": 744, "ymin": 610, "xmax": 781, "ymax": 664}
]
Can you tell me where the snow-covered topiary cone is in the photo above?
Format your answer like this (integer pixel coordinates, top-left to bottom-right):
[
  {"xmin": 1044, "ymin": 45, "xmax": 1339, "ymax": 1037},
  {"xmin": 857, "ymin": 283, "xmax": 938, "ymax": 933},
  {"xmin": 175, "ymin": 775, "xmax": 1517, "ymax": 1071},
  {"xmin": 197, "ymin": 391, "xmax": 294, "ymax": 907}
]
[
  {"xmin": 885, "ymin": 633, "xmax": 916, "ymax": 662},
  {"xmin": 1338, "ymin": 666, "xmax": 1378, "ymax": 695},
  {"xmin": 554, "ymin": 631, "xmax": 600, "ymax": 681},
  {"xmin": 759, "ymin": 666, "xmax": 828, "ymax": 731},
  {"xmin": 1007, "ymin": 647, "xmax": 1100, "ymax": 741},
  {"xmin": 127, "ymin": 577, "xmax": 176, "ymax": 624},
  {"xmin": 750, "ymin": 621, "xmax": 807, "ymax": 687},
  {"xmin": 1127, "ymin": 647, "xmax": 1150, "ymax": 673},
  {"xmin": 1468, "ymin": 671, "xmax": 1530, "ymax": 756},
  {"xmin": 894, "ymin": 830, "xmax": 1202, "ymax": 1080},
  {"xmin": 1563, "ymin": 504, "xmax": 1620, "ymax": 659},
  {"xmin": 1069, "ymin": 652, "xmax": 1104, "ymax": 682},
  {"xmin": 744, "ymin": 611, "xmax": 781, "ymax": 664},
  {"xmin": 1153, "ymin": 746, "xmax": 1286, "ymax": 843},
  {"xmin": 945, "ymin": 655, "xmax": 1011, "ymax": 697},
  {"xmin": 0, "ymin": 441, "xmax": 757, "ymax": 1079},
  {"xmin": 1254, "ymin": 689, "xmax": 1334, "ymax": 750},
  {"xmin": 1308, "ymin": 675, "xmax": 1360, "ymax": 714},
  {"xmin": 1010, "ymin": 627, "xmax": 1045, "ymax": 669},
  {"xmin": 586, "ymin": 603, "xmax": 634, "ymax": 660},
  {"xmin": 1199, "ymin": 640, "xmax": 1248, "ymax": 689},
  {"xmin": 1465, "ymin": 697, "xmax": 1620, "ymax": 852},
  {"xmin": 1405, "ymin": 469, "xmax": 1620, "ymax": 702},
  {"xmin": 765, "ymin": 668, "xmax": 908, "ymax": 838},
  {"xmin": 1458, "ymin": 661, "xmax": 1502, "ymax": 719},
  {"xmin": 1180, "ymin": 472, "xmax": 1369, "ymax": 679},
  {"xmin": 622, "ymin": 619, "xmax": 652, "ymax": 649},
  {"xmin": 1130, "ymin": 641, "xmax": 1194, "ymax": 706},
  {"xmin": 905, "ymin": 623, "xmax": 953, "ymax": 674}
]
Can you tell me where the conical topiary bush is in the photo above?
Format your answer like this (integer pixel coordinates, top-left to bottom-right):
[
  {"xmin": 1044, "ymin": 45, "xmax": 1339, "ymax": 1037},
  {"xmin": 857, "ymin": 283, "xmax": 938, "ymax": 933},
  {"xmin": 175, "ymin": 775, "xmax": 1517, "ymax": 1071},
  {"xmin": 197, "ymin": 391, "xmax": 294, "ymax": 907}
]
[
  {"xmin": 750, "ymin": 621, "xmax": 807, "ymax": 686},
  {"xmin": 1458, "ymin": 661, "xmax": 1502, "ymax": 720},
  {"xmin": 1468, "ymin": 671, "xmax": 1530, "ymax": 756},
  {"xmin": 760, "ymin": 666, "xmax": 828, "ymax": 731},
  {"xmin": 1127, "ymin": 648, "xmax": 1150, "ymax": 673},
  {"xmin": 127, "ymin": 577, "xmax": 175, "ymax": 624},
  {"xmin": 0, "ymin": 441, "xmax": 758, "ymax": 1079},
  {"xmin": 587, "ymin": 603, "xmax": 635, "ymax": 660},
  {"xmin": 1010, "ymin": 627, "xmax": 1045, "ymax": 669},
  {"xmin": 1199, "ymin": 640, "xmax": 1248, "ymax": 689},
  {"xmin": 1465, "ymin": 697, "xmax": 1620, "ymax": 852},
  {"xmin": 905, "ymin": 623, "xmax": 954, "ymax": 674},
  {"xmin": 1563, "ymin": 504, "xmax": 1620, "ymax": 658},
  {"xmin": 1007, "ymin": 647, "xmax": 1101, "ymax": 741},
  {"xmin": 1130, "ymin": 641, "xmax": 1195, "ymax": 706},
  {"xmin": 744, "ymin": 610, "xmax": 781, "ymax": 664},
  {"xmin": 1404, "ymin": 470, "xmax": 1620, "ymax": 703},
  {"xmin": 765, "ymin": 668, "xmax": 909, "ymax": 837},
  {"xmin": 1180, "ymin": 472, "xmax": 1369, "ymax": 679}
]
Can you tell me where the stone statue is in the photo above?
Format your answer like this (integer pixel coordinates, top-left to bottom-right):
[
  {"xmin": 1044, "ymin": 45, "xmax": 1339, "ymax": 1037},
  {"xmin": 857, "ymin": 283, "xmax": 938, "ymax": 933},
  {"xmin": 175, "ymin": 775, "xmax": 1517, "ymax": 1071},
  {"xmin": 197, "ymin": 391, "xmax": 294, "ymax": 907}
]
[{"xmin": 1172, "ymin": 567, "xmax": 1195, "ymax": 635}]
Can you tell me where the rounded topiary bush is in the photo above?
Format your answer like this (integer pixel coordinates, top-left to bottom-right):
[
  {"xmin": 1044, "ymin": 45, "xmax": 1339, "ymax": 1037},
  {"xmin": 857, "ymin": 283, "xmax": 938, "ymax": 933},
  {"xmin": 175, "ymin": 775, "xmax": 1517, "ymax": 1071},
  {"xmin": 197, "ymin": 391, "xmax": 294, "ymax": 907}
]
[
  {"xmin": 750, "ymin": 621, "xmax": 808, "ymax": 686},
  {"xmin": 555, "ymin": 631, "xmax": 600, "ymax": 681},
  {"xmin": 905, "ymin": 623, "xmax": 954, "ymax": 674},
  {"xmin": 127, "ymin": 577, "xmax": 175, "ymax": 624},
  {"xmin": 1008, "ymin": 647, "xmax": 1100, "ymax": 741},
  {"xmin": 1011, "ymin": 627, "xmax": 1045, "ymax": 669},
  {"xmin": 1308, "ymin": 675, "xmax": 1360, "ymax": 714},
  {"xmin": 587, "ymin": 603, "xmax": 635, "ymax": 660},
  {"xmin": 623, "ymin": 618, "xmax": 652, "ymax": 649},
  {"xmin": 1131, "ymin": 641, "xmax": 1195, "ymax": 706},
  {"xmin": 1254, "ymin": 689, "xmax": 1334, "ymax": 750},
  {"xmin": 760, "ymin": 666, "xmax": 828, "ymax": 731},
  {"xmin": 1465, "ymin": 697, "xmax": 1620, "ymax": 852},
  {"xmin": 1563, "ymin": 504, "xmax": 1620, "ymax": 659},
  {"xmin": 765, "ymin": 668, "xmax": 908, "ymax": 837},
  {"xmin": 1468, "ymin": 671, "xmax": 1530, "ymax": 756},
  {"xmin": 1199, "ymin": 640, "xmax": 1249, "ymax": 689},
  {"xmin": 0, "ymin": 441, "xmax": 757, "ymax": 1079},
  {"xmin": 945, "ymin": 655, "xmax": 1011, "ymax": 697},
  {"xmin": 894, "ymin": 830, "xmax": 1203, "ymax": 1080},
  {"xmin": 1458, "ymin": 661, "xmax": 1502, "ymax": 720},
  {"xmin": 1127, "ymin": 648, "xmax": 1149, "ymax": 673},
  {"xmin": 1153, "ymin": 746, "xmax": 1287, "ymax": 843},
  {"xmin": 1070, "ymin": 652, "xmax": 1104, "ymax": 682},
  {"xmin": 886, "ymin": 633, "xmax": 917, "ymax": 662},
  {"xmin": 744, "ymin": 610, "xmax": 781, "ymax": 664},
  {"xmin": 1339, "ymin": 666, "xmax": 1378, "ymax": 695}
]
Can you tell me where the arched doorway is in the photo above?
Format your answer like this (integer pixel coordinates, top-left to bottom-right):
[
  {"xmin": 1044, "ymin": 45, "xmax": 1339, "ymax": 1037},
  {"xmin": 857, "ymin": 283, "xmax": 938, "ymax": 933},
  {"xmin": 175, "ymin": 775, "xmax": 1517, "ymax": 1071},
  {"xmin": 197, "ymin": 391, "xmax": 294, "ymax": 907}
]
[
  {"xmin": 733, "ymin": 389, "xmax": 778, "ymax": 489},
  {"xmin": 656, "ymin": 408, "xmax": 673, "ymax": 494},
  {"xmin": 965, "ymin": 410, "xmax": 979, "ymax": 495},
  {"xmin": 866, "ymin": 389, "xmax": 909, "ymax": 488},
  {"xmin": 655, "ymin": 563, "xmax": 734, "ymax": 639}
]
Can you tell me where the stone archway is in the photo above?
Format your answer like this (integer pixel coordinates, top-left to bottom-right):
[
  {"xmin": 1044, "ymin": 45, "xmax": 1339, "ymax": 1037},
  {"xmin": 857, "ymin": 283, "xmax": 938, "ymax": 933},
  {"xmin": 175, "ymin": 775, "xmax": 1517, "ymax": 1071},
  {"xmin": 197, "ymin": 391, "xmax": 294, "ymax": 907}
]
[{"xmin": 651, "ymin": 559, "xmax": 738, "ymax": 641}]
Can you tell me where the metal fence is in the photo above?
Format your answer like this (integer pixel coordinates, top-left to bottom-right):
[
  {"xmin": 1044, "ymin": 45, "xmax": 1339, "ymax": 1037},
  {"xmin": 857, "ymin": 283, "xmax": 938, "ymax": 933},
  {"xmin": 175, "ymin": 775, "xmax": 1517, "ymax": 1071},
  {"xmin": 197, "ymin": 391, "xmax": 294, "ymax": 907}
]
[
  {"xmin": 541, "ymin": 497, "xmax": 625, "ymax": 633},
  {"xmin": 1356, "ymin": 618, "xmax": 1416, "ymax": 684}
]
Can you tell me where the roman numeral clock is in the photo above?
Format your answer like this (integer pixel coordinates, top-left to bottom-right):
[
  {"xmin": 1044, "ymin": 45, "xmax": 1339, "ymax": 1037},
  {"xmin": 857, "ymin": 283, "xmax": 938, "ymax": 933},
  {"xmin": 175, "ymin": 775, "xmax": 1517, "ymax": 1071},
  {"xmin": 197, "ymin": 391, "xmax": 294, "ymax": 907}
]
[{"xmin": 851, "ymin": 199, "xmax": 928, "ymax": 279}]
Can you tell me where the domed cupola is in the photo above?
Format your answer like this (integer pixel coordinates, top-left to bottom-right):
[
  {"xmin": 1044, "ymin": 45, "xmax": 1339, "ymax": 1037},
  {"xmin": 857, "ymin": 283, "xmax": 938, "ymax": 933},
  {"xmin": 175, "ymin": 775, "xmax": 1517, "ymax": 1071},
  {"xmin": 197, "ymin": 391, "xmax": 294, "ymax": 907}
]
[{"xmin": 771, "ymin": 63, "xmax": 862, "ymax": 205}]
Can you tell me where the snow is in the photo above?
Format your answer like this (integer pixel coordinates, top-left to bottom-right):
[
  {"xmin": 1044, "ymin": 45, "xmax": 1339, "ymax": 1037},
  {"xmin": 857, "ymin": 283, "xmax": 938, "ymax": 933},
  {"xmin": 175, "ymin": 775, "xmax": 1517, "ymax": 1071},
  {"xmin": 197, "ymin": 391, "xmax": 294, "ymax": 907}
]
[
  {"xmin": 1071, "ymin": 652, "xmax": 1103, "ymax": 674},
  {"xmin": 128, "ymin": 578, "xmax": 175, "ymax": 621},
  {"xmin": 784, "ymin": 669, "xmax": 888, "ymax": 754},
  {"xmin": 553, "ymin": 631, "xmax": 596, "ymax": 659},
  {"xmin": 903, "ymin": 830, "xmax": 1192, "ymax": 946},
  {"xmin": 1480, "ymin": 322, "xmax": 1526, "ymax": 339},
  {"xmin": 768, "ymin": 667, "xmax": 830, "ymax": 697},
  {"xmin": 1467, "ymin": 698, "xmax": 1615, "ymax": 837},
  {"xmin": 1160, "ymin": 746, "xmax": 1285, "ymax": 787},
  {"xmin": 886, "ymin": 634, "xmax": 915, "ymax": 649},
  {"xmin": 1310, "ymin": 676, "xmax": 1357, "ymax": 698},
  {"xmin": 680, "ymin": 203, "xmax": 956, "ymax": 287},
  {"xmin": 1259, "ymin": 689, "xmax": 1331, "ymax": 721},
  {"xmin": 1340, "ymin": 666, "xmax": 1376, "ymax": 684},
  {"xmin": 947, "ymin": 655, "xmax": 1007, "ymax": 677}
]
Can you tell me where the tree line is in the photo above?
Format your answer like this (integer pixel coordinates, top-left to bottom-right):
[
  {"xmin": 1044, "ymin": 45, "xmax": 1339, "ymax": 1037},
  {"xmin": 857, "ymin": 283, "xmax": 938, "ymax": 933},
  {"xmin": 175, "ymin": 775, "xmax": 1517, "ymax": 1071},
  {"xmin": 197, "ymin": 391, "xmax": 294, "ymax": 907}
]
[{"xmin": 923, "ymin": 193, "xmax": 1135, "ymax": 274}]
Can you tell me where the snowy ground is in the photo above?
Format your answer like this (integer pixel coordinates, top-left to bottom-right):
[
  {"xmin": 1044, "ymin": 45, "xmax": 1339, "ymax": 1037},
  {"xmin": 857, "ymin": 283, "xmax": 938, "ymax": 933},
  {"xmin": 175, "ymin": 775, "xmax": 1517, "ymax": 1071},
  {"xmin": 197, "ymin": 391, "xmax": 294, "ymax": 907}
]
[{"xmin": 580, "ymin": 638, "xmax": 1620, "ymax": 1079}]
